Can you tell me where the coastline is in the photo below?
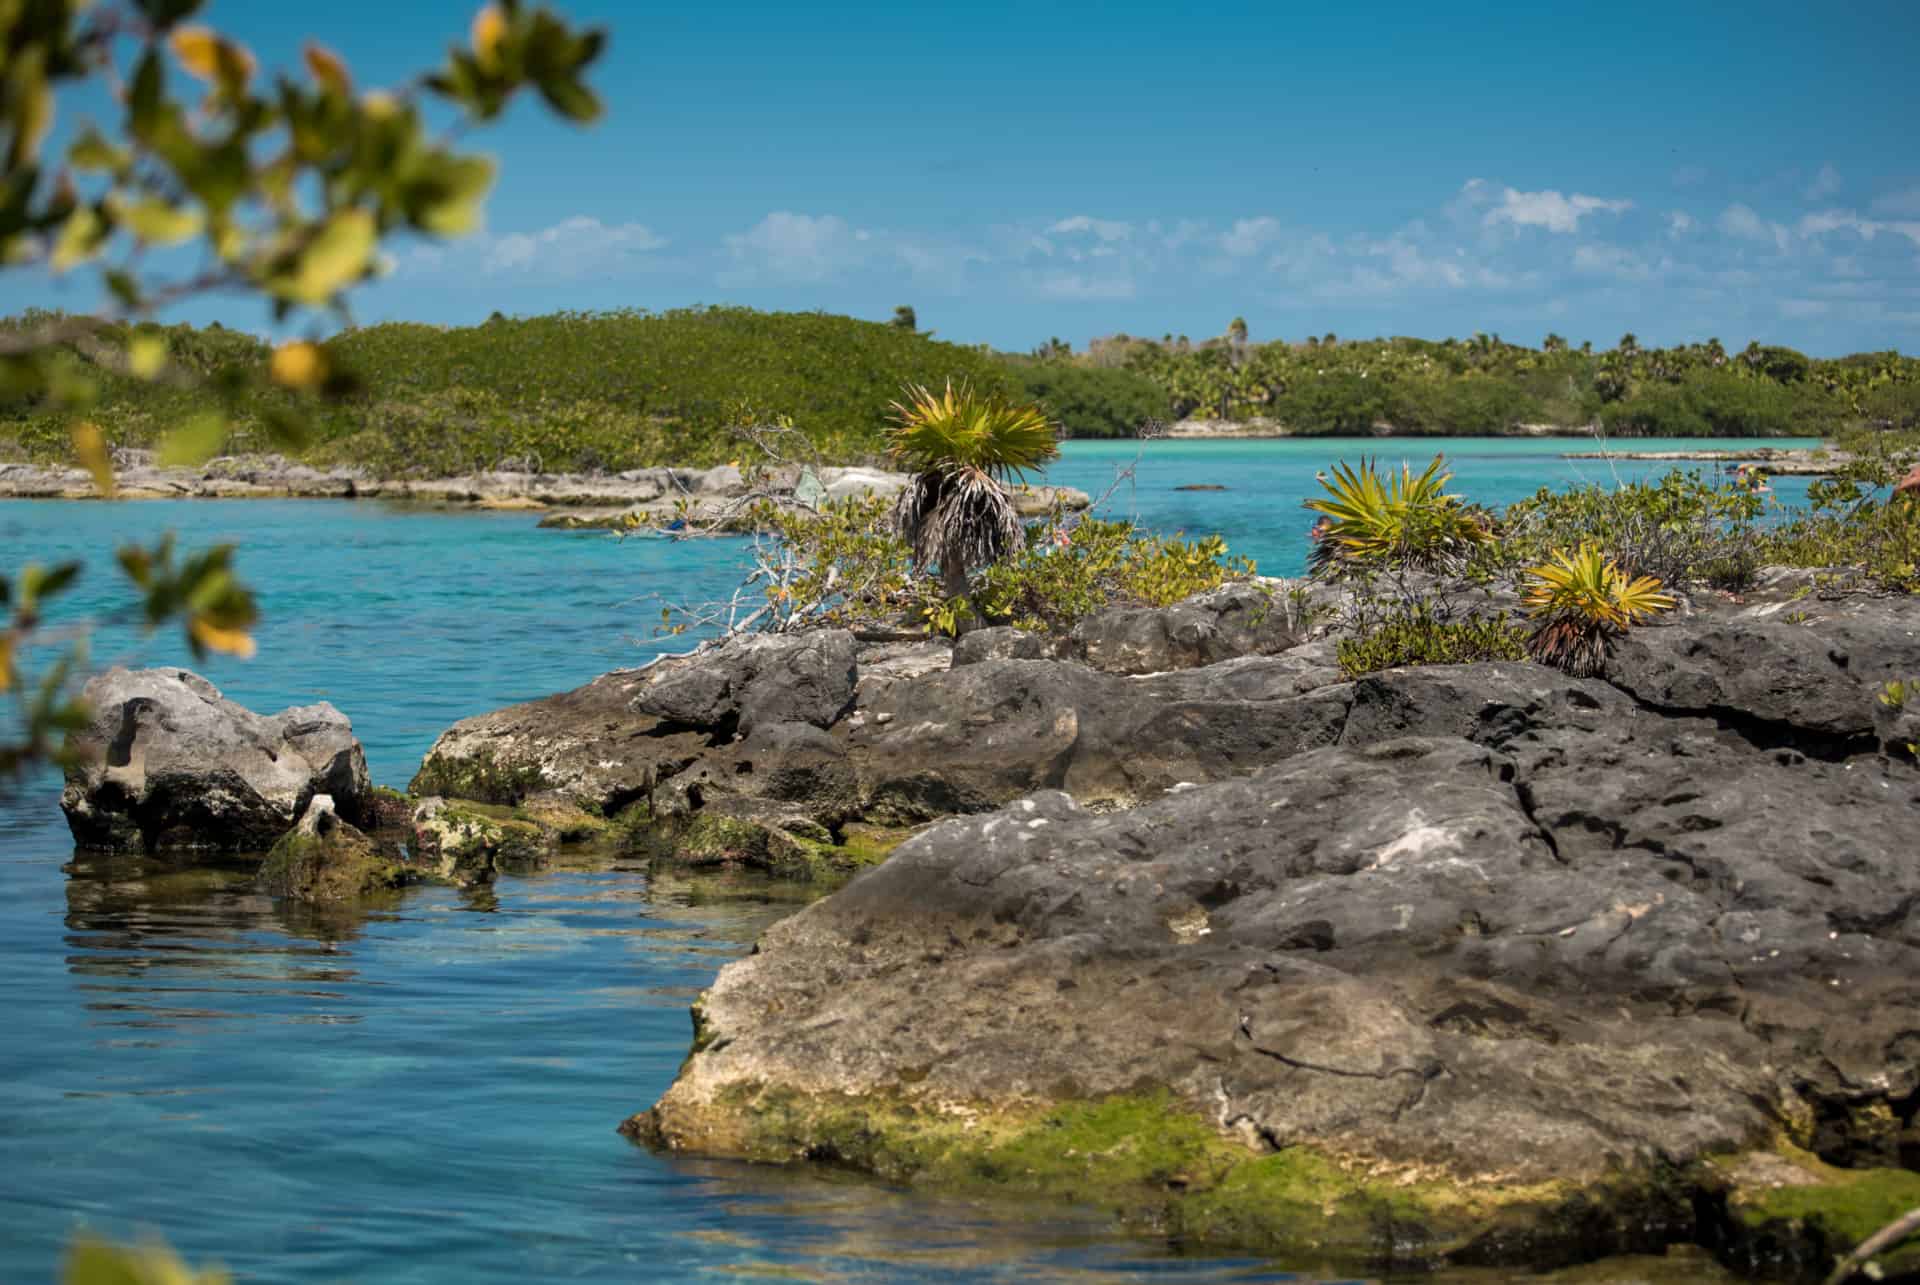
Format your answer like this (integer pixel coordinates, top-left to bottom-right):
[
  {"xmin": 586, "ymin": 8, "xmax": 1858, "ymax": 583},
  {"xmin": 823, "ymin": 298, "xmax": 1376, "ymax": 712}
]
[{"xmin": 0, "ymin": 454, "xmax": 1092, "ymax": 526}]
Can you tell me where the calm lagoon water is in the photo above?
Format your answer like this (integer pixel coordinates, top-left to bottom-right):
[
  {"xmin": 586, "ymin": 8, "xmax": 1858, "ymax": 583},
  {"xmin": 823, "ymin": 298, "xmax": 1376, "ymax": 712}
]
[{"xmin": 0, "ymin": 438, "xmax": 1805, "ymax": 1282}]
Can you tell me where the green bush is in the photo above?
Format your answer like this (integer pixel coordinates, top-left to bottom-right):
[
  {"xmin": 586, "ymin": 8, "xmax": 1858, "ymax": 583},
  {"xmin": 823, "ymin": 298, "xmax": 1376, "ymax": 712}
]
[
  {"xmin": 1762, "ymin": 500, "xmax": 1920, "ymax": 594},
  {"xmin": 974, "ymin": 517, "xmax": 1257, "ymax": 633},
  {"xmin": 1335, "ymin": 605, "xmax": 1524, "ymax": 677},
  {"xmin": 1496, "ymin": 470, "xmax": 1764, "ymax": 591},
  {"xmin": 681, "ymin": 502, "xmax": 1258, "ymax": 640},
  {"xmin": 1008, "ymin": 361, "xmax": 1167, "ymax": 439},
  {"xmin": 1598, "ymin": 369, "xmax": 1830, "ymax": 438}
]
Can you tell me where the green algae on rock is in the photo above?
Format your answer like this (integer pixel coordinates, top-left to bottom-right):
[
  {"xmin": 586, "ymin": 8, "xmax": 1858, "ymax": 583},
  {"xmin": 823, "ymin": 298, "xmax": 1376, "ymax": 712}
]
[
  {"xmin": 257, "ymin": 795, "xmax": 409, "ymax": 904},
  {"xmin": 628, "ymin": 1088, "xmax": 1701, "ymax": 1272}
]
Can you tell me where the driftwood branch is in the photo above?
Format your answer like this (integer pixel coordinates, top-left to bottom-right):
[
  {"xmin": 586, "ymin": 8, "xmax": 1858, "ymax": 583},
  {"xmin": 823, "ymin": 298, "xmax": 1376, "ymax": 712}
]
[{"xmin": 1825, "ymin": 1206, "xmax": 1920, "ymax": 1285}]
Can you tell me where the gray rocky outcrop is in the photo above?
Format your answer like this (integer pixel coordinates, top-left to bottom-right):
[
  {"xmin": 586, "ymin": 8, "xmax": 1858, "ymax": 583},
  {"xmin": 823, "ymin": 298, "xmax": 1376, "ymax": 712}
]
[
  {"xmin": 622, "ymin": 589, "xmax": 1920, "ymax": 1275},
  {"xmin": 1061, "ymin": 580, "xmax": 1332, "ymax": 675},
  {"xmin": 61, "ymin": 668, "xmax": 371, "ymax": 852},
  {"xmin": 410, "ymin": 629, "xmax": 861, "ymax": 816}
]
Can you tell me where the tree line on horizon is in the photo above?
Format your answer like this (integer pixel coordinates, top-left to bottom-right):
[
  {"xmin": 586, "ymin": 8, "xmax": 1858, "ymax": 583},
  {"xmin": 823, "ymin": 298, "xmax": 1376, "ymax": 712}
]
[{"xmin": 3, "ymin": 305, "xmax": 1917, "ymax": 477}]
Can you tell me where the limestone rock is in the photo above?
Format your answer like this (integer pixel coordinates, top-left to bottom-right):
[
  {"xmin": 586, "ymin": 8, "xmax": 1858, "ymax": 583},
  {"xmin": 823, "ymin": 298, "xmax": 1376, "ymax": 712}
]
[{"xmin": 61, "ymin": 668, "xmax": 370, "ymax": 852}]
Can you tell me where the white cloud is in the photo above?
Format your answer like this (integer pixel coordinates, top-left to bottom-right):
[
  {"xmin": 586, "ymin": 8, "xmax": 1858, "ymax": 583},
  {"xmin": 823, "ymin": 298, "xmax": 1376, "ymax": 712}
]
[
  {"xmin": 1483, "ymin": 186, "xmax": 1633, "ymax": 234},
  {"xmin": 484, "ymin": 216, "xmax": 667, "ymax": 275},
  {"xmin": 1666, "ymin": 210, "xmax": 1696, "ymax": 237},
  {"xmin": 722, "ymin": 212, "xmax": 868, "ymax": 283},
  {"xmin": 1718, "ymin": 203, "xmax": 1790, "ymax": 253},
  {"xmin": 1805, "ymin": 164, "xmax": 1842, "ymax": 201},
  {"xmin": 1779, "ymin": 298, "xmax": 1830, "ymax": 318},
  {"xmin": 1027, "ymin": 270, "xmax": 1134, "ymax": 301},
  {"xmin": 1048, "ymin": 215, "xmax": 1132, "ymax": 242},
  {"xmin": 1573, "ymin": 243, "xmax": 1652, "ymax": 281},
  {"xmin": 1796, "ymin": 209, "xmax": 1920, "ymax": 248},
  {"xmin": 1221, "ymin": 217, "xmax": 1283, "ymax": 257},
  {"xmin": 1871, "ymin": 186, "xmax": 1920, "ymax": 217}
]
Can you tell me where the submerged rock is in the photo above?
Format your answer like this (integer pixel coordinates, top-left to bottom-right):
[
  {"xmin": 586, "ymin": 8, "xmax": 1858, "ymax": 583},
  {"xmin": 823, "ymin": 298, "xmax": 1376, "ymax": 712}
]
[
  {"xmin": 410, "ymin": 797, "xmax": 554, "ymax": 883},
  {"xmin": 257, "ymin": 795, "xmax": 407, "ymax": 903},
  {"xmin": 62, "ymin": 667, "xmax": 371, "ymax": 852}
]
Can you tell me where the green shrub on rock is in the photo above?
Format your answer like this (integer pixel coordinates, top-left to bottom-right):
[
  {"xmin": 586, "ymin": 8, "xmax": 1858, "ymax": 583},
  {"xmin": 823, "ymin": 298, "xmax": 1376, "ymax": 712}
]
[{"xmin": 1335, "ymin": 606, "xmax": 1525, "ymax": 677}]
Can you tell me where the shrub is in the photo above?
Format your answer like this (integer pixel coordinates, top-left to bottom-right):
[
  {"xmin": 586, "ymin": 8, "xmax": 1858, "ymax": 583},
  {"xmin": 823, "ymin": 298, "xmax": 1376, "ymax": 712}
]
[
  {"xmin": 1598, "ymin": 369, "xmax": 1828, "ymax": 438},
  {"xmin": 1009, "ymin": 362, "xmax": 1168, "ymax": 439},
  {"xmin": 1305, "ymin": 456, "xmax": 1490, "ymax": 576},
  {"xmin": 1497, "ymin": 470, "xmax": 1763, "ymax": 591},
  {"xmin": 1761, "ymin": 501, "xmax": 1920, "ymax": 594},
  {"xmin": 1335, "ymin": 605, "xmax": 1525, "ymax": 677},
  {"xmin": 1521, "ymin": 545, "xmax": 1674, "ymax": 676},
  {"xmin": 682, "ymin": 502, "xmax": 1257, "ymax": 640},
  {"xmin": 974, "ymin": 517, "xmax": 1257, "ymax": 633}
]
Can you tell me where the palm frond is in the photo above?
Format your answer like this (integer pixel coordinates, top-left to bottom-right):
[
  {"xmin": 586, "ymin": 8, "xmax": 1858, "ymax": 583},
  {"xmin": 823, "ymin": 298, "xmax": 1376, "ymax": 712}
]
[
  {"xmin": 1522, "ymin": 543, "xmax": 1675, "ymax": 675},
  {"xmin": 1304, "ymin": 455, "xmax": 1487, "ymax": 574},
  {"xmin": 885, "ymin": 379, "xmax": 1060, "ymax": 481}
]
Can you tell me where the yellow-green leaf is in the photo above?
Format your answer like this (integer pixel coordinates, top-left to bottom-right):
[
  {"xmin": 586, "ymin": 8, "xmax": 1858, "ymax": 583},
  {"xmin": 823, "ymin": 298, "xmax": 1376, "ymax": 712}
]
[
  {"xmin": 168, "ymin": 27, "xmax": 223, "ymax": 80},
  {"xmin": 189, "ymin": 615, "xmax": 256, "ymax": 660},
  {"xmin": 50, "ymin": 206, "xmax": 109, "ymax": 272},
  {"xmin": 472, "ymin": 5, "xmax": 509, "ymax": 68},
  {"xmin": 70, "ymin": 422, "xmax": 116, "ymax": 494},
  {"xmin": 127, "ymin": 335, "xmax": 167, "ymax": 380},
  {"xmin": 121, "ymin": 198, "xmax": 203, "ymax": 246},
  {"xmin": 157, "ymin": 411, "xmax": 228, "ymax": 467},
  {"xmin": 63, "ymin": 1234, "xmax": 231, "ymax": 1285},
  {"xmin": 266, "ymin": 209, "xmax": 376, "ymax": 304},
  {"xmin": 415, "ymin": 157, "xmax": 495, "ymax": 236},
  {"xmin": 303, "ymin": 43, "xmax": 351, "ymax": 95},
  {"xmin": 69, "ymin": 128, "xmax": 130, "ymax": 174}
]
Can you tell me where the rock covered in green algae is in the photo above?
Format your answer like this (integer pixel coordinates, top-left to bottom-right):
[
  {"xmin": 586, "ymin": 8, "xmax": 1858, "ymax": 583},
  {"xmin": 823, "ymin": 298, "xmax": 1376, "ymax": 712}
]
[
  {"xmin": 257, "ymin": 795, "xmax": 408, "ymax": 903},
  {"xmin": 410, "ymin": 796, "xmax": 560, "ymax": 883}
]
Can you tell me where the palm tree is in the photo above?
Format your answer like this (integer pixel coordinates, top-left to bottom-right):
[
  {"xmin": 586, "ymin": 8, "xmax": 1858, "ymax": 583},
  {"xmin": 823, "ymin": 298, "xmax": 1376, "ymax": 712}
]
[{"xmin": 886, "ymin": 380, "xmax": 1061, "ymax": 603}]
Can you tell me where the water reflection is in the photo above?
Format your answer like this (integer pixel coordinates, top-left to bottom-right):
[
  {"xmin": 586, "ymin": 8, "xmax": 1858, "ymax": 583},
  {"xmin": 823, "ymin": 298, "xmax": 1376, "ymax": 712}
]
[{"xmin": 16, "ymin": 848, "xmax": 1741, "ymax": 1283}]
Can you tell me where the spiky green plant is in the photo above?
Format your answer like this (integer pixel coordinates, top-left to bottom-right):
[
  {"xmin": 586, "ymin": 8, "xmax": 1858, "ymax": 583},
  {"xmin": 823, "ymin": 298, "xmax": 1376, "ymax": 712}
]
[
  {"xmin": 1522, "ymin": 544, "xmax": 1675, "ymax": 675},
  {"xmin": 885, "ymin": 379, "xmax": 1060, "ymax": 600},
  {"xmin": 1304, "ymin": 456, "xmax": 1489, "ymax": 575}
]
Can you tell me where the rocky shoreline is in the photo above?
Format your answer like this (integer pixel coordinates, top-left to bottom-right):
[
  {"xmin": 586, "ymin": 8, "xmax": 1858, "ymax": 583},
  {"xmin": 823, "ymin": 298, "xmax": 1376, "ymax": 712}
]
[
  {"xmin": 0, "ymin": 453, "xmax": 1091, "ymax": 528},
  {"xmin": 55, "ymin": 573, "xmax": 1920, "ymax": 1279},
  {"xmin": 1560, "ymin": 446, "xmax": 1844, "ymax": 475}
]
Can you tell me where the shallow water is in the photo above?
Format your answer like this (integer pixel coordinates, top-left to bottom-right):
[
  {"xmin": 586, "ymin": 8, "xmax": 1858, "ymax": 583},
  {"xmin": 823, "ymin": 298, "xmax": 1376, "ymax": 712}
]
[{"xmin": 0, "ymin": 438, "xmax": 1807, "ymax": 1282}]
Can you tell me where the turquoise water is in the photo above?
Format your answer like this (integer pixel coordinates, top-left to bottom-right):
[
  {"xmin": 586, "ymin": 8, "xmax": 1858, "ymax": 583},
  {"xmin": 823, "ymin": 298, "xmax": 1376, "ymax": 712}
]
[{"xmin": 0, "ymin": 438, "xmax": 1811, "ymax": 1282}]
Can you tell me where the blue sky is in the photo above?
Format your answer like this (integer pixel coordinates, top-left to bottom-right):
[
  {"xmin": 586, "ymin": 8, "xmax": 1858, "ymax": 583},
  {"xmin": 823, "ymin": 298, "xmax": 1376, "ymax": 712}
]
[{"xmin": 17, "ymin": 0, "xmax": 1920, "ymax": 354}]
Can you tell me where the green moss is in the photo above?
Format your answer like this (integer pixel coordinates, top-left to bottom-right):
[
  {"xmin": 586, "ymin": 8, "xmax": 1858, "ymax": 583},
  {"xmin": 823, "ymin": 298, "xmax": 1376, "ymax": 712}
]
[
  {"xmin": 408, "ymin": 749, "xmax": 545, "ymax": 804},
  {"xmin": 513, "ymin": 795, "xmax": 615, "ymax": 843},
  {"xmin": 678, "ymin": 814, "xmax": 773, "ymax": 865},
  {"xmin": 664, "ymin": 1088, "xmax": 1590, "ymax": 1268},
  {"xmin": 1715, "ymin": 1142, "xmax": 1920, "ymax": 1273},
  {"xmin": 258, "ymin": 829, "xmax": 408, "ymax": 904}
]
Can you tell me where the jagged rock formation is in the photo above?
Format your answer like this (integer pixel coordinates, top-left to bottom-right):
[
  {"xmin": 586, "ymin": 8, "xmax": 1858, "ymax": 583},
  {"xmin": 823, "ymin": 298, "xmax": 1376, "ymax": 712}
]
[
  {"xmin": 61, "ymin": 668, "xmax": 372, "ymax": 852},
  {"xmin": 526, "ymin": 583, "xmax": 1913, "ymax": 1277}
]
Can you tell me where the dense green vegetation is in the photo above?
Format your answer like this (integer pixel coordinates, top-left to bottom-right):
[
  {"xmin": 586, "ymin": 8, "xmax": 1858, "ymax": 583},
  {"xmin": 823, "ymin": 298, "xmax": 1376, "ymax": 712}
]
[
  {"xmin": 0, "ymin": 307, "xmax": 1038, "ymax": 473},
  {"xmin": 1317, "ymin": 451, "xmax": 1920, "ymax": 682},
  {"xmin": 12, "ymin": 307, "xmax": 1918, "ymax": 481},
  {"xmin": 1067, "ymin": 328, "xmax": 1920, "ymax": 439}
]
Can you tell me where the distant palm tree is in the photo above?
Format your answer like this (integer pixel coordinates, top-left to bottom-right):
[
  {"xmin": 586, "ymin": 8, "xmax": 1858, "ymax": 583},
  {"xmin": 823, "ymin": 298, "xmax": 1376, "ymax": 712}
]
[{"xmin": 885, "ymin": 380, "xmax": 1061, "ymax": 602}]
